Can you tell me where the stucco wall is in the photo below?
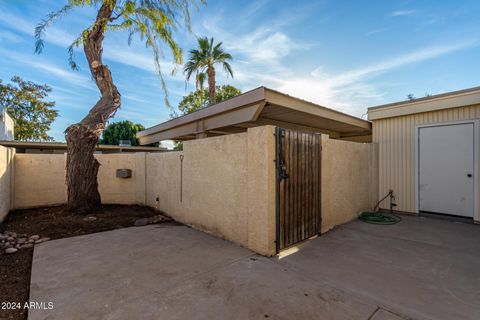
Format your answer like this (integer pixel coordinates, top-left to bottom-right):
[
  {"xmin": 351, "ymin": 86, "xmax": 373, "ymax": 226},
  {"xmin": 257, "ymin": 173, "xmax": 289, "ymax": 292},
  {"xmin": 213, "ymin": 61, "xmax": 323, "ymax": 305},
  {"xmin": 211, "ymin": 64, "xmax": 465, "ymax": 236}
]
[
  {"xmin": 10, "ymin": 127, "xmax": 277, "ymax": 255},
  {"xmin": 321, "ymin": 136, "xmax": 378, "ymax": 233},
  {"xmin": 0, "ymin": 146, "xmax": 14, "ymax": 221},
  {"xmin": 146, "ymin": 126, "xmax": 276, "ymax": 255},
  {"xmin": 7, "ymin": 126, "xmax": 375, "ymax": 254},
  {"xmin": 14, "ymin": 153, "xmax": 146, "ymax": 209}
]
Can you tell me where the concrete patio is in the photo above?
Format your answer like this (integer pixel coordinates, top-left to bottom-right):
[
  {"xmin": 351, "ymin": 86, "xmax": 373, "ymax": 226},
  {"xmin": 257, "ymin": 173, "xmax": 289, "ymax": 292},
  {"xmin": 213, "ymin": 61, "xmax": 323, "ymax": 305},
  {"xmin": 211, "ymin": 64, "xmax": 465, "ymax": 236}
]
[{"xmin": 29, "ymin": 216, "xmax": 480, "ymax": 320}]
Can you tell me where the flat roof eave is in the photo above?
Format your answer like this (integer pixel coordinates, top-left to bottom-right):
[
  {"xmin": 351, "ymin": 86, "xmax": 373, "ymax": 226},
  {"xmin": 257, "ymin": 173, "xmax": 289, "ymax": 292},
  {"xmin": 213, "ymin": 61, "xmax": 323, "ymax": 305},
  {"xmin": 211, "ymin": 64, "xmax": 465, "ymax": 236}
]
[
  {"xmin": 137, "ymin": 86, "xmax": 372, "ymax": 144},
  {"xmin": 368, "ymin": 86, "xmax": 480, "ymax": 121},
  {"xmin": 0, "ymin": 140, "xmax": 166, "ymax": 152}
]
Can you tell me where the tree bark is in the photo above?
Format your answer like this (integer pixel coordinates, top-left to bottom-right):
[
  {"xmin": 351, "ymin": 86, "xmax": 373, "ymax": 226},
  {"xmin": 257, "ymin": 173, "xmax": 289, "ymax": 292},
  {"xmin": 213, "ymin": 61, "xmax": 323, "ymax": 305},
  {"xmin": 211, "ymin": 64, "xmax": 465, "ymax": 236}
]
[
  {"xmin": 66, "ymin": 1, "xmax": 121, "ymax": 214},
  {"xmin": 207, "ymin": 63, "xmax": 216, "ymax": 105}
]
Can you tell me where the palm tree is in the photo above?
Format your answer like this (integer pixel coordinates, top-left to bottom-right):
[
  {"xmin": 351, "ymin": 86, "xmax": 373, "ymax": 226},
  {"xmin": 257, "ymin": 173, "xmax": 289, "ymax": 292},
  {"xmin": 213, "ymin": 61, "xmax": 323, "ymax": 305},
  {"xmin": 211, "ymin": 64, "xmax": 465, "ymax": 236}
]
[{"xmin": 184, "ymin": 37, "xmax": 233, "ymax": 105}]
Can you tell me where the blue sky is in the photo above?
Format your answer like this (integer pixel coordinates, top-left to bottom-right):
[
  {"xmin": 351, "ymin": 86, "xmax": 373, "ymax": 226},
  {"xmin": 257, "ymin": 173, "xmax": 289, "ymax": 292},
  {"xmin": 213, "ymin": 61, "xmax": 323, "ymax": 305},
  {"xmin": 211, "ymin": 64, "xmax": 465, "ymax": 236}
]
[{"xmin": 1, "ymin": 0, "xmax": 480, "ymax": 143}]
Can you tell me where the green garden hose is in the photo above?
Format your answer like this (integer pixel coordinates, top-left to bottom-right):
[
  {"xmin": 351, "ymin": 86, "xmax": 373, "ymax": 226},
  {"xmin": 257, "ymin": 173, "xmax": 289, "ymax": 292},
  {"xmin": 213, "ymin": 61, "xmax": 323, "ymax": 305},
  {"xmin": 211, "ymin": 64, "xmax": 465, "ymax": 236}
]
[
  {"xmin": 359, "ymin": 211, "xmax": 401, "ymax": 225},
  {"xmin": 359, "ymin": 190, "xmax": 402, "ymax": 225}
]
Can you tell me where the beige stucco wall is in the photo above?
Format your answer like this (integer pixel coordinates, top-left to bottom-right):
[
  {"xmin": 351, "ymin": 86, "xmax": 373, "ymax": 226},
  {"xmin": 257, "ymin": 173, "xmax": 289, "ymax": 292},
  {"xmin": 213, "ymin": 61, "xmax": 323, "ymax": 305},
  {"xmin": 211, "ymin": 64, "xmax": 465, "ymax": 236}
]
[
  {"xmin": 10, "ymin": 127, "xmax": 277, "ymax": 255},
  {"xmin": 372, "ymin": 104, "xmax": 480, "ymax": 215},
  {"xmin": 246, "ymin": 126, "xmax": 277, "ymax": 255},
  {"xmin": 13, "ymin": 153, "xmax": 147, "ymax": 209},
  {"xmin": 146, "ymin": 126, "xmax": 276, "ymax": 255},
  {"xmin": 0, "ymin": 146, "xmax": 14, "ymax": 221},
  {"xmin": 7, "ymin": 126, "xmax": 376, "ymax": 254},
  {"xmin": 321, "ymin": 136, "xmax": 378, "ymax": 233},
  {"xmin": 14, "ymin": 154, "xmax": 67, "ymax": 208},
  {"xmin": 96, "ymin": 153, "xmax": 146, "ymax": 205}
]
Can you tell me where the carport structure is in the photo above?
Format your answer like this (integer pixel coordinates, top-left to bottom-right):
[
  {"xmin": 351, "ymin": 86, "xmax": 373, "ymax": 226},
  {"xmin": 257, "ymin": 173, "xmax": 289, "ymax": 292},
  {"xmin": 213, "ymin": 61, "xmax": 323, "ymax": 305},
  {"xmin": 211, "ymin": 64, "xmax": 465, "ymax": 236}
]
[
  {"xmin": 134, "ymin": 87, "xmax": 376, "ymax": 255},
  {"xmin": 136, "ymin": 86, "xmax": 372, "ymax": 144}
]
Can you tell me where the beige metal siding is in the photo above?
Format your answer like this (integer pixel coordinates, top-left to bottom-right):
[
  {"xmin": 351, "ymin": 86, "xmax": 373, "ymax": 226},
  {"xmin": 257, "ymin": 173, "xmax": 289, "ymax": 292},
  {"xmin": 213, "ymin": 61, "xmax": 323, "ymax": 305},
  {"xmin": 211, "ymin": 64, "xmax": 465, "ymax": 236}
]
[{"xmin": 373, "ymin": 104, "xmax": 480, "ymax": 213}]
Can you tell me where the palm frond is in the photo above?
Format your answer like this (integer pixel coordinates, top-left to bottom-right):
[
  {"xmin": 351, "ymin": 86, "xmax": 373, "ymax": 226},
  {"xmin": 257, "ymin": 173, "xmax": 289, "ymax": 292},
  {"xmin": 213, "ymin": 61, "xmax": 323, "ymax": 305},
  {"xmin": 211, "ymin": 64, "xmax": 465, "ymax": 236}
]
[
  {"xmin": 222, "ymin": 62, "xmax": 233, "ymax": 78},
  {"xmin": 183, "ymin": 35, "xmax": 234, "ymax": 89}
]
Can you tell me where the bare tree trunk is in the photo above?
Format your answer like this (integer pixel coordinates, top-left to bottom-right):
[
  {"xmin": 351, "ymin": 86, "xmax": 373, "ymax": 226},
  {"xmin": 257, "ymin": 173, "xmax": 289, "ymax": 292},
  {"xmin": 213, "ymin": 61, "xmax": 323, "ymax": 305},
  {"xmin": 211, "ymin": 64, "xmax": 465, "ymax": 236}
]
[
  {"xmin": 207, "ymin": 64, "xmax": 216, "ymax": 105},
  {"xmin": 66, "ymin": 1, "xmax": 121, "ymax": 214}
]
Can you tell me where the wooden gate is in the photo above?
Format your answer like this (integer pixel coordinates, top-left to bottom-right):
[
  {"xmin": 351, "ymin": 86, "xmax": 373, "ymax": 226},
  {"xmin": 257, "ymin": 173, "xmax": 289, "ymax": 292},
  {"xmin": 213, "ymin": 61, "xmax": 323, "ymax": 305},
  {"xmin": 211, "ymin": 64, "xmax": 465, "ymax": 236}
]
[{"xmin": 275, "ymin": 127, "xmax": 321, "ymax": 252}]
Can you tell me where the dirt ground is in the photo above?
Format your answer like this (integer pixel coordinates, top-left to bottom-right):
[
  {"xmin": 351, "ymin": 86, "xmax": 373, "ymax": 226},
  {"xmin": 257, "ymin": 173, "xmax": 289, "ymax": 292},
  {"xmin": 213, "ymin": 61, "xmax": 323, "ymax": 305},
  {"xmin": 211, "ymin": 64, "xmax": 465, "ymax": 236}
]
[{"xmin": 0, "ymin": 205, "xmax": 161, "ymax": 320}]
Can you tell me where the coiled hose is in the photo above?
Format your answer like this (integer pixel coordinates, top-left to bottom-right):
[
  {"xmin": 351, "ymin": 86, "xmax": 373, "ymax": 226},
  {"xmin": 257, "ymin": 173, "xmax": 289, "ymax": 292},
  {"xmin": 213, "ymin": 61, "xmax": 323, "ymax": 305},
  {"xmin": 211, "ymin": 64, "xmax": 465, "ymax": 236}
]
[{"xmin": 359, "ymin": 190, "xmax": 401, "ymax": 225}]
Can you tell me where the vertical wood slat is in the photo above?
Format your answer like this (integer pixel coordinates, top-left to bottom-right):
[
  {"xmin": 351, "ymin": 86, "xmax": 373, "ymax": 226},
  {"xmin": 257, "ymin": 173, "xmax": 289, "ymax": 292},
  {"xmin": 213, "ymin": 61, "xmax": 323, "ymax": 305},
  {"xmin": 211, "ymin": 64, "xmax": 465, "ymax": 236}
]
[
  {"xmin": 290, "ymin": 130, "xmax": 295, "ymax": 245},
  {"xmin": 283, "ymin": 131, "xmax": 290, "ymax": 248},
  {"xmin": 278, "ymin": 129, "xmax": 285, "ymax": 250},
  {"xmin": 276, "ymin": 128, "xmax": 321, "ymax": 251},
  {"xmin": 293, "ymin": 131, "xmax": 298, "ymax": 244}
]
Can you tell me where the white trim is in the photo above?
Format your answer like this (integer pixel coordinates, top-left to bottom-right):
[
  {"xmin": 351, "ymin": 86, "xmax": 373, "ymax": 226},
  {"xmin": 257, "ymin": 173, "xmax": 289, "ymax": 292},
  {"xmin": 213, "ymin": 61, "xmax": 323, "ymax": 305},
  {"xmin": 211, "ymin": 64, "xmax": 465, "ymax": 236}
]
[
  {"xmin": 369, "ymin": 89, "xmax": 480, "ymax": 120},
  {"xmin": 414, "ymin": 119, "xmax": 479, "ymax": 221}
]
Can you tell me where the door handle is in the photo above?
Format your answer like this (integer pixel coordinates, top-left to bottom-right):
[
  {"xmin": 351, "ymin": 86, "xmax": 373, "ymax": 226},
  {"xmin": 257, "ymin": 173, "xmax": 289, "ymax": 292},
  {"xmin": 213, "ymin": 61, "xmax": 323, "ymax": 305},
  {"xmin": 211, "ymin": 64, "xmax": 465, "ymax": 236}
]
[{"xmin": 467, "ymin": 173, "xmax": 473, "ymax": 178}]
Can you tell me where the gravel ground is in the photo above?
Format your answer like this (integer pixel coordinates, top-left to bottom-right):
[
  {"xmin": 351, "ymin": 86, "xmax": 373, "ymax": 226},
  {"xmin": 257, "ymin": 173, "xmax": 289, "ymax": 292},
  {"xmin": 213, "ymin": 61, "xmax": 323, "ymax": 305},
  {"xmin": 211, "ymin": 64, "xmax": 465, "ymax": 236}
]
[{"xmin": 0, "ymin": 204, "xmax": 167, "ymax": 320}]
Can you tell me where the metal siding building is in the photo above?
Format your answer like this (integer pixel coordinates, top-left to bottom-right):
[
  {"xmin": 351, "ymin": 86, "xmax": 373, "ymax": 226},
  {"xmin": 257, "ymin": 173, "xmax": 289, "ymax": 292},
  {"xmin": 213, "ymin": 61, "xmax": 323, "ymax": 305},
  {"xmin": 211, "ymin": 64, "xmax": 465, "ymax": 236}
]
[{"xmin": 368, "ymin": 87, "xmax": 480, "ymax": 222}]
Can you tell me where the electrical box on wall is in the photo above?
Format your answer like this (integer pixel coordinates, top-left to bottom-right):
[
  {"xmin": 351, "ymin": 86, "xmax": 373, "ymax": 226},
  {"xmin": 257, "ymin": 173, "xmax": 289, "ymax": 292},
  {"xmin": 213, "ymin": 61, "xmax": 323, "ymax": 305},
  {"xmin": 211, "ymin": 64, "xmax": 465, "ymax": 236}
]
[{"xmin": 116, "ymin": 169, "xmax": 132, "ymax": 178}]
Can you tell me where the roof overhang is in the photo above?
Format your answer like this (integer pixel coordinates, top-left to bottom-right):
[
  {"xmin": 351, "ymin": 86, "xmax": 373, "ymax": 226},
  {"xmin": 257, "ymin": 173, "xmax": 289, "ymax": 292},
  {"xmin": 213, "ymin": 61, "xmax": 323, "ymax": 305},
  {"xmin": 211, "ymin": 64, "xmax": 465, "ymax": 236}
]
[
  {"xmin": 0, "ymin": 140, "xmax": 166, "ymax": 152},
  {"xmin": 368, "ymin": 86, "xmax": 480, "ymax": 121},
  {"xmin": 137, "ymin": 87, "xmax": 372, "ymax": 144}
]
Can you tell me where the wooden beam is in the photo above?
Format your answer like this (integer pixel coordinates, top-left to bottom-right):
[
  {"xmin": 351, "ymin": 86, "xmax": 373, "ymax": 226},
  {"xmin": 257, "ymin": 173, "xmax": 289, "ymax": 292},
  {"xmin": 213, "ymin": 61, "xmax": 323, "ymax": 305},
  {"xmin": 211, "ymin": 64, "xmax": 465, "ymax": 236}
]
[{"xmin": 256, "ymin": 117, "xmax": 341, "ymax": 138}]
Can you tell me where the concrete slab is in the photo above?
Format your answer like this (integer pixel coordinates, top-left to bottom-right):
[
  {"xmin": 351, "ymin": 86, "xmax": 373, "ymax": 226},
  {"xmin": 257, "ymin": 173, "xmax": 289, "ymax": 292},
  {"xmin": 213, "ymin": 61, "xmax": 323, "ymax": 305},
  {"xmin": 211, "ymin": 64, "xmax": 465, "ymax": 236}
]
[
  {"xmin": 277, "ymin": 216, "xmax": 480, "ymax": 320},
  {"xmin": 29, "ymin": 224, "xmax": 252, "ymax": 320},
  {"xmin": 97, "ymin": 255, "xmax": 377, "ymax": 320},
  {"xmin": 29, "ymin": 216, "xmax": 480, "ymax": 320},
  {"xmin": 29, "ymin": 224, "xmax": 377, "ymax": 320}
]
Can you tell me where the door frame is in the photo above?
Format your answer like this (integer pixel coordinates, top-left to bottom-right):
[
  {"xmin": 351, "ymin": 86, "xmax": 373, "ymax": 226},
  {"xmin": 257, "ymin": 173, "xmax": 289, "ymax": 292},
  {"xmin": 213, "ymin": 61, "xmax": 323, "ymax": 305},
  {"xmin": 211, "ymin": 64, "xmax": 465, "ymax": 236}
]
[{"xmin": 414, "ymin": 119, "xmax": 479, "ymax": 221}]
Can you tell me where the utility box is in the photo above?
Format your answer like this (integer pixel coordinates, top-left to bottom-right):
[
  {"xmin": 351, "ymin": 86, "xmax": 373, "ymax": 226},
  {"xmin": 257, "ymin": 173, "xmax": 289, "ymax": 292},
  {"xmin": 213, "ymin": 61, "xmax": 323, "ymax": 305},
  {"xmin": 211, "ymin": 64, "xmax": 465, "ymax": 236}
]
[{"xmin": 116, "ymin": 169, "xmax": 132, "ymax": 179}]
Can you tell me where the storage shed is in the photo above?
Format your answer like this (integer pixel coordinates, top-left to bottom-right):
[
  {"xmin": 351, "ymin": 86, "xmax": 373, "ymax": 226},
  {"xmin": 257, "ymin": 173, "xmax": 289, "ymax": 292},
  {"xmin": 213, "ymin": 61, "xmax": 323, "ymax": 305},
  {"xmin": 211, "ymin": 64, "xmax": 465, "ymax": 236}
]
[{"xmin": 368, "ymin": 86, "xmax": 480, "ymax": 223}]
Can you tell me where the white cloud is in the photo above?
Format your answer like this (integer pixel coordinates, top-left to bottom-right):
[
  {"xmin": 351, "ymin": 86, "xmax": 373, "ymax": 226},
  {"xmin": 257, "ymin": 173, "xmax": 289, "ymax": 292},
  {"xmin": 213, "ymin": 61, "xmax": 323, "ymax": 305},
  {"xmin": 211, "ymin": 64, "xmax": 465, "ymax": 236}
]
[
  {"xmin": 330, "ymin": 40, "xmax": 477, "ymax": 87},
  {"xmin": 0, "ymin": 47, "xmax": 95, "ymax": 90},
  {"xmin": 193, "ymin": 6, "xmax": 478, "ymax": 117},
  {"xmin": 0, "ymin": 9, "xmax": 181, "ymax": 77},
  {"xmin": 365, "ymin": 28, "xmax": 387, "ymax": 36},
  {"xmin": 388, "ymin": 10, "xmax": 415, "ymax": 17},
  {"xmin": 274, "ymin": 40, "xmax": 478, "ymax": 116},
  {"xmin": 1, "ymin": 4, "xmax": 477, "ymax": 123},
  {"xmin": 225, "ymin": 27, "xmax": 304, "ymax": 63},
  {"xmin": 0, "ymin": 30, "xmax": 23, "ymax": 43},
  {"xmin": 198, "ymin": 17, "xmax": 306, "ymax": 92}
]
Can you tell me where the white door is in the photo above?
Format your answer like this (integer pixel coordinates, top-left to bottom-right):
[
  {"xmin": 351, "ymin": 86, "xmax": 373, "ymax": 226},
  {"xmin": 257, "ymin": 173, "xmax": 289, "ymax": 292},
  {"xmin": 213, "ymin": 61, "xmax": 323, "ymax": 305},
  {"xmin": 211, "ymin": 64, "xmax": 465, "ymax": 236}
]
[{"xmin": 419, "ymin": 123, "xmax": 474, "ymax": 217}]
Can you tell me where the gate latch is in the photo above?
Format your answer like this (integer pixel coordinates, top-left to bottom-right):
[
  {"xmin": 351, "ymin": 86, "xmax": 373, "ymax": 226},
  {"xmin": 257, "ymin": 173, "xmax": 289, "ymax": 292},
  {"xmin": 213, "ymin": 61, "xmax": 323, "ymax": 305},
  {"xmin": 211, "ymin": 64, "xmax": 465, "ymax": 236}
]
[{"xmin": 279, "ymin": 161, "xmax": 289, "ymax": 180}]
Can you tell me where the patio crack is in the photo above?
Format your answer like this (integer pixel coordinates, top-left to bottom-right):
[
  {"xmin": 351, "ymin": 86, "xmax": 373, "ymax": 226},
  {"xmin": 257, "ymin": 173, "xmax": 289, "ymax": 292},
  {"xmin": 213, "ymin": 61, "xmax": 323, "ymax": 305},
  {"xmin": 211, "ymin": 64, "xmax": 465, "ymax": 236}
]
[{"xmin": 367, "ymin": 307, "xmax": 380, "ymax": 320}]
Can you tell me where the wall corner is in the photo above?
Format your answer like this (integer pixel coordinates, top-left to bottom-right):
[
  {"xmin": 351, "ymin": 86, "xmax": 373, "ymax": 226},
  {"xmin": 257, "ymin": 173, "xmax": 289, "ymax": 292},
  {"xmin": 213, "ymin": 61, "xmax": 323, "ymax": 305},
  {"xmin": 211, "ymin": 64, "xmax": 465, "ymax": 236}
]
[
  {"xmin": 134, "ymin": 152, "xmax": 147, "ymax": 206},
  {"xmin": 246, "ymin": 125, "xmax": 277, "ymax": 256}
]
